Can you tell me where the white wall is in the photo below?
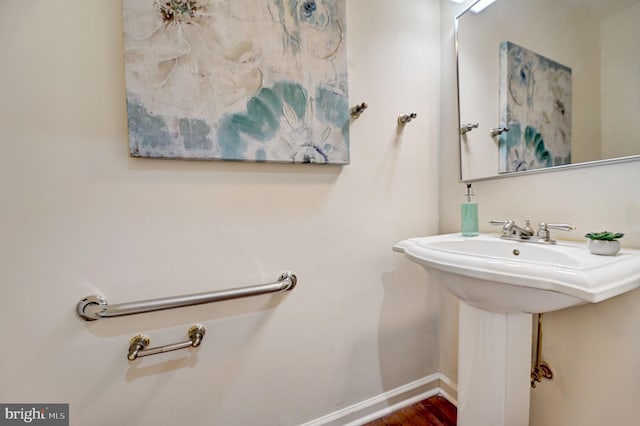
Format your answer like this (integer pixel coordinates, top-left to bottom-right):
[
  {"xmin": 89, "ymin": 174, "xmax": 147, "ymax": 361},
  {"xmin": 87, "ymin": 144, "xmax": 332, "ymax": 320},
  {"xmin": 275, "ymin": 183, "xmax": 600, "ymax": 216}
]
[
  {"xmin": 441, "ymin": 1, "xmax": 640, "ymax": 424},
  {"xmin": 0, "ymin": 1, "xmax": 442, "ymax": 425}
]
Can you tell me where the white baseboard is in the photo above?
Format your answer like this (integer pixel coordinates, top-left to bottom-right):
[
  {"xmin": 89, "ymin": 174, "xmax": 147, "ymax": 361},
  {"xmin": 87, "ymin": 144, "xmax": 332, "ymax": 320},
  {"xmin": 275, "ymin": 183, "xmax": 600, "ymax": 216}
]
[
  {"xmin": 438, "ymin": 373, "xmax": 459, "ymax": 407},
  {"xmin": 300, "ymin": 373, "xmax": 458, "ymax": 426}
]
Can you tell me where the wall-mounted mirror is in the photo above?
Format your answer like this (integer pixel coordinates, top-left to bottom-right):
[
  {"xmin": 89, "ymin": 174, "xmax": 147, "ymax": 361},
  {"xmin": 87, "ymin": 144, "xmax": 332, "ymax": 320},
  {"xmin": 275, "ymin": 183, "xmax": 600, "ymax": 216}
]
[{"xmin": 456, "ymin": 0, "xmax": 640, "ymax": 181}]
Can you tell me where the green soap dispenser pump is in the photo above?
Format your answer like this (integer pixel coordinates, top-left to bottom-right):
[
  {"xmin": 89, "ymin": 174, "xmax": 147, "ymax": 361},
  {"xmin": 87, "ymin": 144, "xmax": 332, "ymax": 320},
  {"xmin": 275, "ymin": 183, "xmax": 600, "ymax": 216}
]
[{"xmin": 461, "ymin": 183, "xmax": 479, "ymax": 237}]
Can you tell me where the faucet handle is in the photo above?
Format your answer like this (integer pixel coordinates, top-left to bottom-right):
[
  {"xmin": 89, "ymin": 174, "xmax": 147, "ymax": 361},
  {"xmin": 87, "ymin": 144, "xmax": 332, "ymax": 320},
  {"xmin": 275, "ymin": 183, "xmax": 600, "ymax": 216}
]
[
  {"xmin": 489, "ymin": 219, "xmax": 514, "ymax": 235},
  {"xmin": 489, "ymin": 219, "xmax": 513, "ymax": 226},
  {"xmin": 539, "ymin": 223, "xmax": 576, "ymax": 232}
]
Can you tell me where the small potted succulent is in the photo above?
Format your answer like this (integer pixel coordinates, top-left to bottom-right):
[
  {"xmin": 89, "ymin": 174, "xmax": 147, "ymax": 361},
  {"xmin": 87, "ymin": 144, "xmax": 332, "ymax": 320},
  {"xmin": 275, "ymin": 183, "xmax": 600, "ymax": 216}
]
[{"xmin": 584, "ymin": 231, "xmax": 624, "ymax": 256}]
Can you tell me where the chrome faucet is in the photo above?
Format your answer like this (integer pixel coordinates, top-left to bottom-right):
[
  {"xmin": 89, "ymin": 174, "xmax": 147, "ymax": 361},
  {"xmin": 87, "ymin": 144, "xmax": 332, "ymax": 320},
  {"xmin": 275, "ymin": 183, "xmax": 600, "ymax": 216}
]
[
  {"xmin": 490, "ymin": 220, "xmax": 534, "ymax": 240},
  {"xmin": 490, "ymin": 220, "xmax": 575, "ymax": 244}
]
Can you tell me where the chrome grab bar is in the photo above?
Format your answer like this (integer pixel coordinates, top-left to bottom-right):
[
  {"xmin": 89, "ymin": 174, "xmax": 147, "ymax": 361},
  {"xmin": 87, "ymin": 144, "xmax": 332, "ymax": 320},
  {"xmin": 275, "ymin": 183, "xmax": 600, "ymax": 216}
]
[
  {"xmin": 128, "ymin": 324, "xmax": 205, "ymax": 361},
  {"xmin": 77, "ymin": 271, "xmax": 297, "ymax": 321}
]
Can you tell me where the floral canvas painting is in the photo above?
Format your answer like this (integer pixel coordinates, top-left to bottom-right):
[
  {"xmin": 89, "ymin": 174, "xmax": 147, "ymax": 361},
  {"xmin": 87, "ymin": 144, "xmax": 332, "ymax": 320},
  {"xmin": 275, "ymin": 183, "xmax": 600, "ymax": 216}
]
[
  {"xmin": 123, "ymin": 0, "xmax": 349, "ymax": 164},
  {"xmin": 498, "ymin": 41, "xmax": 572, "ymax": 173}
]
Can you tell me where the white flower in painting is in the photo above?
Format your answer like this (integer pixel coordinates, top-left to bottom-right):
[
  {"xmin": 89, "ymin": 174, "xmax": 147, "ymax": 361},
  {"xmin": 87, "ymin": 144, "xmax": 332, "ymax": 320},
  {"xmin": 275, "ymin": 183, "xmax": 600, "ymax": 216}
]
[{"xmin": 123, "ymin": 0, "xmax": 263, "ymax": 120}]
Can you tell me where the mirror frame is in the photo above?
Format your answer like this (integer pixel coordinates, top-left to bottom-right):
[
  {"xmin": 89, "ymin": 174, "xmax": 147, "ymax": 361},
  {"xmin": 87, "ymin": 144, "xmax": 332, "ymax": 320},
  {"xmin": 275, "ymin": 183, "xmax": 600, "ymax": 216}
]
[{"xmin": 454, "ymin": 0, "xmax": 640, "ymax": 183}]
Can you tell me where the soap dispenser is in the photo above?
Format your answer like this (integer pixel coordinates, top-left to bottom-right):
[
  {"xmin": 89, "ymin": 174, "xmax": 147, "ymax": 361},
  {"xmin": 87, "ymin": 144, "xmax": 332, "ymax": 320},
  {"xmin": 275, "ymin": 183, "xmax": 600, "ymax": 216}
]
[{"xmin": 461, "ymin": 183, "xmax": 479, "ymax": 237}]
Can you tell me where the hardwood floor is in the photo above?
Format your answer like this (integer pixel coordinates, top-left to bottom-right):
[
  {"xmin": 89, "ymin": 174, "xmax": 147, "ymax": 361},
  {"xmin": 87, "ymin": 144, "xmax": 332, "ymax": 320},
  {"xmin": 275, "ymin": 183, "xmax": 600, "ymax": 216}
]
[{"xmin": 363, "ymin": 395, "xmax": 457, "ymax": 426}]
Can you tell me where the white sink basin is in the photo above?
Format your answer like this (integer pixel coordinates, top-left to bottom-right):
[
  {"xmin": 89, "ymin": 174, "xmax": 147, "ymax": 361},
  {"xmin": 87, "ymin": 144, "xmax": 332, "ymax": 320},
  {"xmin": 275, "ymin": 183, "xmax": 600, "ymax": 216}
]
[{"xmin": 394, "ymin": 233, "xmax": 640, "ymax": 313}]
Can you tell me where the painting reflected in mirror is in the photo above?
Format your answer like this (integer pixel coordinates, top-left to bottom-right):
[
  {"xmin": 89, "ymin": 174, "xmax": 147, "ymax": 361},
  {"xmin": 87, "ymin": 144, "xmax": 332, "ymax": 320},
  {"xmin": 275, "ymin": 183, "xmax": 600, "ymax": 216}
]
[{"xmin": 456, "ymin": 0, "xmax": 640, "ymax": 181}]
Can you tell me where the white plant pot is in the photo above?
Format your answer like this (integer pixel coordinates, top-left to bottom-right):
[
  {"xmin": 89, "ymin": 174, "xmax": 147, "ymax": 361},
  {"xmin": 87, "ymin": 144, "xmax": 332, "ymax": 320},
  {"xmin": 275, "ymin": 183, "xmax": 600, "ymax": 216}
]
[{"xmin": 588, "ymin": 239, "xmax": 621, "ymax": 256}]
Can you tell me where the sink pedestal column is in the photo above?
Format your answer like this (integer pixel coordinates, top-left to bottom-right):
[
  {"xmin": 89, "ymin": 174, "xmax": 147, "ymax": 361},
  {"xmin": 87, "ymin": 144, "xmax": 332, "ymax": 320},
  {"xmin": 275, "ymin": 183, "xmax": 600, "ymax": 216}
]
[{"xmin": 458, "ymin": 302, "xmax": 532, "ymax": 426}]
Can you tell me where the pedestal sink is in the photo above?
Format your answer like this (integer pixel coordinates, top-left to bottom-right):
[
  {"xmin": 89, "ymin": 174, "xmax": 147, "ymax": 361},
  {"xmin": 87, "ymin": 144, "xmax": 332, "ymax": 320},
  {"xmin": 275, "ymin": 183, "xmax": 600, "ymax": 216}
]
[{"xmin": 394, "ymin": 233, "xmax": 640, "ymax": 426}]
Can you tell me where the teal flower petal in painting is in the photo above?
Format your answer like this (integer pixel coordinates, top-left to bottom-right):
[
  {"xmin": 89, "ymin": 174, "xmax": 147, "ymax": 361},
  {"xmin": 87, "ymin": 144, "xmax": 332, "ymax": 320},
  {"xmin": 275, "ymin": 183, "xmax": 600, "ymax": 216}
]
[
  {"xmin": 216, "ymin": 115, "xmax": 250, "ymax": 160},
  {"xmin": 524, "ymin": 126, "xmax": 552, "ymax": 167},
  {"xmin": 245, "ymin": 96, "xmax": 280, "ymax": 140},
  {"xmin": 315, "ymin": 86, "xmax": 349, "ymax": 129},
  {"xmin": 179, "ymin": 118, "xmax": 212, "ymax": 152},
  {"xmin": 127, "ymin": 96, "xmax": 173, "ymax": 156},
  {"xmin": 272, "ymin": 81, "xmax": 308, "ymax": 121}
]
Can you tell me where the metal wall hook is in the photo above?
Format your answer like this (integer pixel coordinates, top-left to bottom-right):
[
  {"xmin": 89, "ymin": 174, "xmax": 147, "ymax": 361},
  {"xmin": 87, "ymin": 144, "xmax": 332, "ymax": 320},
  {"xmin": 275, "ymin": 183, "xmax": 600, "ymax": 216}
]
[
  {"xmin": 490, "ymin": 126, "xmax": 509, "ymax": 136},
  {"xmin": 398, "ymin": 113, "xmax": 417, "ymax": 125},
  {"xmin": 350, "ymin": 102, "xmax": 368, "ymax": 118},
  {"xmin": 460, "ymin": 122, "xmax": 479, "ymax": 134},
  {"xmin": 128, "ymin": 324, "xmax": 206, "ymax": 361}
]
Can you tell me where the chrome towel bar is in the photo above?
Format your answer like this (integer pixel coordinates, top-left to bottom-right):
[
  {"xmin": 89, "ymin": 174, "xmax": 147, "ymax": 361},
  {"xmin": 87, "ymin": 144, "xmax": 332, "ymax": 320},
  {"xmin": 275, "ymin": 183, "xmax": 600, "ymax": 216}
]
[
  {"xmin": 128, "ymin": 324, "xmax": 205, "ymax": 361},
  {"xmin": 77, "ymin": 271, "xmax": 297, "ymax": 321}
]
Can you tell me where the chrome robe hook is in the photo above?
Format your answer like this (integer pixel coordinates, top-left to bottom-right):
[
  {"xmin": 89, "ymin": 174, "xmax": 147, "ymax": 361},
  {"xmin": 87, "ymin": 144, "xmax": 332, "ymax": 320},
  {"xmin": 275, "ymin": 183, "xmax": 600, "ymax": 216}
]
[
  {"xmin": 350, "ymin": 102, "xmax": 368, "ymax": 118},
  {"xmin": 490, "ymin": 126, "xmax": 510, "ymax": 136},
  {"xmin": 460, "ymin": 122, "xmax": 479, "ymax": 134},
  {"xmin": 398, "ymin": 113, "xmax": 417, "ymax": 125}
]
